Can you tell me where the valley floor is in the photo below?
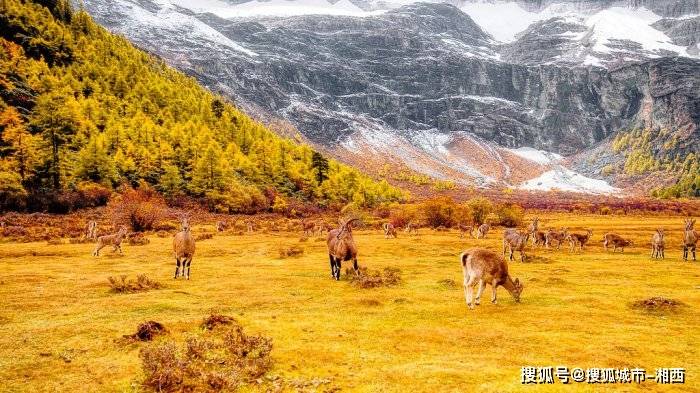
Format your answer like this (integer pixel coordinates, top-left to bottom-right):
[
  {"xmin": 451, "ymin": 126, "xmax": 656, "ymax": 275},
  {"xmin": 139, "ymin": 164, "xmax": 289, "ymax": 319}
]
[{"xmin": 1, "ymin": 214, "xmax": 699, "ymax": 392}]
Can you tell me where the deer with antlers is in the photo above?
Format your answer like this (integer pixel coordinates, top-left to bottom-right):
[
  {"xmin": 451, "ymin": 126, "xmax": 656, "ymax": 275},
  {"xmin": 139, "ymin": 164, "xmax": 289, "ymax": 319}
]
[
  {"xmin": 327, "ymin": 217, "xmax": 361, "ymax": 281},
  {"xmin": 683, "ymin": 218, "xmax": 697, "ymax": 261}
]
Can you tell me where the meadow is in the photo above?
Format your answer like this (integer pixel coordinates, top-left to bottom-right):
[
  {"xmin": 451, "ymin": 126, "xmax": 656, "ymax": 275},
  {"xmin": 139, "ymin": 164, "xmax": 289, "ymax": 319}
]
[{"xmin": 1, "ymin": 213, "xmax": 699, "ymax": 392}]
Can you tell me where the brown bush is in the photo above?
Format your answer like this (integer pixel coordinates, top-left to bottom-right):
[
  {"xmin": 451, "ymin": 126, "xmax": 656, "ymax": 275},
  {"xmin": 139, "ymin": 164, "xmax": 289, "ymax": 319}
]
[
  {"xmin": 195, "ymin": 233, "xmax": 214, "ymax": 241},
  {"xmin": 108, "ymin": 183, "xmax": 167, "ymax": 232},
  {"xmin": 140, "ymin": 320, "xmax": 272, "ymax": 392},
  {"xmin": 201, "ymin": 314, "xmax": 236, "ymax": 330},
  {"xmin": 278, "ymin": 245, "xmax": 304, "ymax": 259},
  {"xmin": 127, "ymin": 232, "xmax": 150, "ymax": 246},
  {"xmin": 126, "ymin": 321, "xmax": 168, "ymax": 342},
  {"xmin": 349, "ymin": 267, "xmax": 402, "ymax": 288},
  {"xmin": 631, "ymin": 297, "xmax": 685, "ymax": 313},
  {"xmin": 108, "ymin": 274, "xmax": 163, "ymax": 293}
]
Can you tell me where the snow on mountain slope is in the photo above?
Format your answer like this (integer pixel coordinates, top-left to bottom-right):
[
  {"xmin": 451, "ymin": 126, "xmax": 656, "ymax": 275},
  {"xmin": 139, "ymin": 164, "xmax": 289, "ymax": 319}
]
[{"xmin": 519, "ymin": 166, "xmax": 620, "ymax": 194}]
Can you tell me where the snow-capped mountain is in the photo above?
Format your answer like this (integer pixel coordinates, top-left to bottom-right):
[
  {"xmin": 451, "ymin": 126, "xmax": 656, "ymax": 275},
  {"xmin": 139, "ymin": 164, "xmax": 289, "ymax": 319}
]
[{"xmin": 80, "ymin": 0, "xmax": 700, "ymax": 194}]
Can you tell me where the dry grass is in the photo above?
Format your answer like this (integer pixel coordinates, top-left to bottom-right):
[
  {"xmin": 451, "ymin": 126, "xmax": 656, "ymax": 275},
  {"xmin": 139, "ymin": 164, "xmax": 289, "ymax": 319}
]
[
  {"xmin": 349, "ymin": 267, "xmax": 402, "ymax": 288},
  {"xmin": 1, "ymin": 213, "xmax": 700, "ymax": 392},
  {"xmin": 278, "ymin": 245, "xmax": 304, "ymax": 259},
  {"xmin": 108, "ymin": 274, "xmax": 163, "ymax": 293}
]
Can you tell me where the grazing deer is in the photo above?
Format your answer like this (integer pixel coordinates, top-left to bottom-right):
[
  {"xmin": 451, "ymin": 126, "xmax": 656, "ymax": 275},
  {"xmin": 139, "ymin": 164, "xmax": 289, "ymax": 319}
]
[
  {"xmin": 683, "ymin": 219, "xmax": 697, "ymax": 261},
  {"xmin": 476, "ymin": 223, "xmax": 490, "ymax": 239},
  {"xmin": 545, "ymin": 228, "xmax": 568, "ymax": 249},
  {"xmin": 461, "ymin": 248, "xmax": 523, "ymax": 309},
  {"xmin": 215, "ymin": 221, "xmax": 227, "ymax": 232},
  {"xmin": 315, "ymin": 222, "xmax": 331, "ymax": 236},
  {"xmin": 602, "ymin": 233, "xmax": 633, "ymax": 252},
  {"xmin": 458, "ymin": 223, "xmax": 474, "ymax": 238},
  {"xmin": 383, "ymin": 222, "xmax": 397, "ymax": 238},
  {"xmin": 173, "ymin": 218, "xmax": 196, "ymax": 279},
  {"xmin": 92, "ymin": 226, "xmax": 128, "ymax": 256},
  {"xmin": 566, "ymin": 229, "xmax": 593, "ymax": 252},
  {"xmin": 86, "ymin": 220, "xmax": 98, "ymax": 240},
  {"xmin": 502, "ymin": 229, "xmax": 529, "ymax": 262},
  {"xmin": 327, "ymin": 217, "xmax": 361, "ymax": 281},
  {"xmin": 651, "ymin": 228, "xmax": 665, "ymax": 259},
  {"xmin": 404, "ymin": 221, "xmax": 418, "ymax": 236},
  {"xmin": 301, "ymin": 219, "xmax": 316, "ymax": 237}
]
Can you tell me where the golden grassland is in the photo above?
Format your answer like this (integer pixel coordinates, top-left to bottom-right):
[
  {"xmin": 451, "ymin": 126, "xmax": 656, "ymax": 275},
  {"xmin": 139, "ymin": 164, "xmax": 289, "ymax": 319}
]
[{"xmin": 1, "ymin": 213, "xmax": 699, "ymax": 392}]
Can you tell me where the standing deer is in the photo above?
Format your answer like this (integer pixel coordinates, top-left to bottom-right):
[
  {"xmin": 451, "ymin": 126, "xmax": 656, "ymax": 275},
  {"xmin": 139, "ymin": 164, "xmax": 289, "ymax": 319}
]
[
  {"xmin": 527, "ymin": 217, "xmax": 539, "ymax": 242},
  {"xmin": 566, "ymin": 229, "xmax": 593, "ymax": 252},
  {"xmin": 245, "ymin": 219, "xmax": 255, "ymax": 233},
  {"xmin": 502, "ymin": 229, "xmax": 530, "ymax": 262},
  {"xmin": 545, "ymin": 228, "xmax": 568, "ymax": 250},
  {"xmin": 92, "ymin": 226, "xmax": 128, "ymax": 256},
  {"xmin": 476, "ymin": 223, "xmax": 490, "ymax": 239},
  {"xmin": 327, "ymin": 217, "xmax": 360, "ymax": 281},
  {"xmin": 404, "ymin": 222, "xmax": 418, "ymax": 236},
  {"xmin": 174, "ymin": 218, "xmax": 196, "ymax": 280},
  {"xmin": 602, "ymin": 233, "xmax": 633, "ymax": 252},
  {"xmin": 461, "ymin": 248, "xmax": 523, "ymax": 309},
  {"xmin": 315, "ymin": 222, "xmax": 331, "ymax": 236},
  {"xmin": 383, "ymin": 222, "xmax": 397, "ymax": 238},
  {"xmin": 86, "ymin": 220, "xmax": 98, "ymax": 240},
  {"xmin": 683, "ymin": 219, "xmax": 697, "ymax": 261},
  {"xmin": 651, "ymin": 228, "xmax": 665, "ymax": 259},
  {"xmin": 215, "ymin": 221, "xmax": 227, "ymax": 232},
  {"xmin": 458, "ymin": 224, "xmax": 474, "ymax": 238}
]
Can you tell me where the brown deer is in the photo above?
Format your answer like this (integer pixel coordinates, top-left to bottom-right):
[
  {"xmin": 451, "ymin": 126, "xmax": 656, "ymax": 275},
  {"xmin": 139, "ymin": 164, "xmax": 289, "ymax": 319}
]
[
  {"xmin": 301, "ymin": 219, "xmax": 316, "ymax": 237},
  {"xmin": 315, "ymin": 222, "xmax": 331, "ymax": 236},
  {"xmin": 86, "ymin": 220, "xmax": 98, "ymax": 240},
  {"xmin": 683, "ymin": 219, "xmax": 697, "ymax": 261},
  {"xmin": 566, "ymin": 229, "xmax": 593, "ymax": 252},
  {"xmin": 404, "ymin": 221, "xmax": 418, "ymax": 236},
  {"xmin": 476, "ymin": 223, "xmax": 490, "ymax": 239},
  {"xmin": 92, "ymin": 226, "xmax": 128, "ymax": 256},
  {"xmin": 174, "ymin": 218, "xmax": 196, "ymax": 279},
  {"xmin": 215, "ymin": 220, "xmax": 227, "ymax": 232},
  {"xmin": 461, "ymin": 248, "xmax": 523, "ymax": 309},
  {"xmin": 458, "ymin": 223, "xmax": 474, "ymax": 238},
  {"xmin": 602, "ymin": 233, "xmax": 633, "ymax": 252},
  {"xmin": 545, "ymin": 228, "xmax": 568, "ymax": 249},
  {"xmin": 502, "ymin": 229, "xmax": 529, "ymax": 262},
  {"xmin": 383, "ymin": 222, "xmax": 397, "ymax": 238},
  {"xmin": 327, "ymin": 217, "xmax": 361, "ymax": 281},
  {"xmin": 651, "ymin": 228, "xmax": 665, "ymax": 259},
  {"xmin": 245, "ymin": 219, "xmax": 255, "ymax": 233}
]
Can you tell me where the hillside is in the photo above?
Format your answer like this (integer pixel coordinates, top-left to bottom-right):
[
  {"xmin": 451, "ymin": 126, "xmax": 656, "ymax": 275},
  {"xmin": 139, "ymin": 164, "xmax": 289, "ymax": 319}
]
[
  {"xmin": 80, "ymin": 0, "xmax": 700, "ymax": 197},
  {"xmin": 0, "ymin": 0, "xmax": 404, "ymax": 212}
]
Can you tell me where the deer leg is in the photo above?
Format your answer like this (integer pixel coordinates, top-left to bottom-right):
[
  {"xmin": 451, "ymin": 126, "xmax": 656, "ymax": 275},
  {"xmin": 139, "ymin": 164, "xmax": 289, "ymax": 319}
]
[
  {"xmin": 520, "ymin": 250, "xmax": 526, "ymax": 263},
  {"xmin": 464, "ymin": 275, "xmax": 476, "ymax": 309},
  {"xmin": 328, "ymin": 255, "xmax": 335, "ymax": 279},
  {"xmin": 491, "ymin": 280, "xmax": 498, "ymax": 304},
  {"xmin": 475, "ymin": 280, "xmax": 485, "ymax": 305},
  {"xmin": 186, "ymin": 258, "xmax": 192, "ymax": 280},
  {"xmin": 693, "ymin": 247, "xmax": 696, "ymax": 261},
  {"xmin": 334, "ymin": 259, "xmax": 341, "ymax": 281},
  {"xmin": 174, "ymin": 258, "xmax": 180, "ymax": 279},
  {"xmin": 352, "ymin": 257, "xmax": 359, "ymax": 276}
]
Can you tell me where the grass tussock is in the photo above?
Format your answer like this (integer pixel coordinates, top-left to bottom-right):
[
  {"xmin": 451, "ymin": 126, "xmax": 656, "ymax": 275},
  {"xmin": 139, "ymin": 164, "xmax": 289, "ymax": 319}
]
[
  {"xmin": 278, "ymin": 245, "xmax": 304, "ymax": 259},
  {"xmin": 127, "ymin": 232, "xmax": 150, "ymax": 246},
  {"xmin": 108, "ymin": 274, "xmax": 163, "ymax": 293},
  {"xmin": 46, "ymin": 238, "xmax": 64, "ymax": 245},
  {"xmin": 201, "ymin": 314, "xmax": 235, "ymax": 330},
  {"xmin": 195, "ymin": 233, "xmax": 214, "ymax": 242},
  {"xmin": 140, "ymin": 319, "xmax": 273, "ymax": 392},
  {"xmin": 631, "ymin": 297, "xmax": 686, "ymax": 313},
  {"xmin": 437, "ymin": 278, "xmax": 458, "ymax": 289},
  {"xmin": 358, "ymin": 298, "xmax": 382, "ymax": 307},
  {"xmin": 124, "ymin": 321, "xmax": 168, "ymax": 342},
  {"xmin": 349, "ymin": 267, "xmax": 402, "ymax": 288}
]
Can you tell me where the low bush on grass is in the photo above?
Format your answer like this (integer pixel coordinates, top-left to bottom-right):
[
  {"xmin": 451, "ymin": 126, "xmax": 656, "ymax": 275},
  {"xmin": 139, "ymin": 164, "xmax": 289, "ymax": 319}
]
[
  {"xmin": 278, "ymin": 245, "xmax": 304, "ymax": 259},
  {"xmin": 140, "ymin": 318, "xmax": 273, "ymax": 392},
  {"xmin": 349, "ymin": 267, "xmax": 401, "ymax": 288},
  {"xmin": 108, "ymin": 274, "xmax": 163, "ymax": 293}
]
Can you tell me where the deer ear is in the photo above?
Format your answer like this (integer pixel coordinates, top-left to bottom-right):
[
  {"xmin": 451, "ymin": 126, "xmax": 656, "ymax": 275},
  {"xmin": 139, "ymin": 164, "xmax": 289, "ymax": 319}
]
[{"xmin": 514, "ymin": 278, "xmax": 520, "ymax": 286}]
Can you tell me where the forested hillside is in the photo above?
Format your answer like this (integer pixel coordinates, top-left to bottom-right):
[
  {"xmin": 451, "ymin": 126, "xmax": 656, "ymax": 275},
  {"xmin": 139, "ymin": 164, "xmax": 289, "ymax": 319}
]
[{"xmin": 0, "ymin": 0, "xmax": 404, "ymax": 212}]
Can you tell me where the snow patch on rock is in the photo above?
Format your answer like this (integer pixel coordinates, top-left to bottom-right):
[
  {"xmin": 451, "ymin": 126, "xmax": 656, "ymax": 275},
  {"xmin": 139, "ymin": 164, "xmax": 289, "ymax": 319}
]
[{"xmin": 519, "ymin": 166, "xmax": 619, "ymax": 194}]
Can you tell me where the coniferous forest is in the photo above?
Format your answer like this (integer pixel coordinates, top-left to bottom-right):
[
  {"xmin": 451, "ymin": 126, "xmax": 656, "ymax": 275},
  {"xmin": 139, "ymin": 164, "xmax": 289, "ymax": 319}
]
[{"xmin": 0, "ymin": 0, "xmax": 405, "ymax": 212}]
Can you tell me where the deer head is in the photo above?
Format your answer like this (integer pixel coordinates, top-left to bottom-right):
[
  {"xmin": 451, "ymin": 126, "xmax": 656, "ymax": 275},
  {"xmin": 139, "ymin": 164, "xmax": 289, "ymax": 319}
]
[
  {"xmin": 336, "ymin": 217, "xmax": 360, "ymax": 239},
  {"xmin": 512, "ymin": 278, "xmax": 523, "ymax": 303}
]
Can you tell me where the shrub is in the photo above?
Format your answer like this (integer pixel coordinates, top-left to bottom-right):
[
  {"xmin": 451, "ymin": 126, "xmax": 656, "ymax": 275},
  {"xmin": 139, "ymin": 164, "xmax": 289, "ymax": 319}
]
[
  {"xmin": 421, "ymin": 197, "xmax": 457, "ymax": 228},
  {"xmin": 75, "ymin": 182, "xmax": 112, "ymax": 208},
  {"xmin": 466, "ymin": 197, "xmax": 493, "ymax": 225},
  {"xmin": 108, "ymin": 274, "xmax": 163, "ymax": 293},
  {"xmin": 493, "ymin": 204, "xmax": 525, "ymax": 227},
  {"xmin": 195, "ymin": 233, "xmax": 214, "ymax": 241},
  {"xmin": 140, "ymin": 319, "xmax": 273, "ymax": 391},
  {"xmin": 108, "ymin": 183, "xmax": 167, "ymax": 232},
  {"xmin": 349, "ymin": 267, "xmax": 402, "ymax": 288},
  {"xmin": 0, "ymin": 171, "xmax": 27, "ymax": 211},
  {"xmin": 127, "ymin": 232, "xmax": 150, "ymax": 245},
  {"xmin": 125, "ymin": 321, "xmax": 168, "ymax": 342}
]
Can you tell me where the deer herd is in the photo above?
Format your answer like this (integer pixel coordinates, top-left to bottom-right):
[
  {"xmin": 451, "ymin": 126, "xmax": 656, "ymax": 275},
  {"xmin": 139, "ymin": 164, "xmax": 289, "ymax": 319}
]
[{"xmin": 80, "ymin": 215, "xmax": 698, "ymax": 309}]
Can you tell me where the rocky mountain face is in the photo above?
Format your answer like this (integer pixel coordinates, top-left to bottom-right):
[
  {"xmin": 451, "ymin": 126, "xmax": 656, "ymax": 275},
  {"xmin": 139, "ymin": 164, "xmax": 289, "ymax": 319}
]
[{"xmin": 80, "ymin": 0, "xmax": 700, "ymax": 194}]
